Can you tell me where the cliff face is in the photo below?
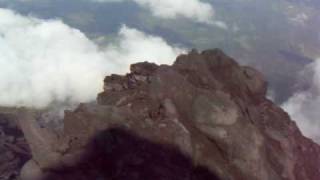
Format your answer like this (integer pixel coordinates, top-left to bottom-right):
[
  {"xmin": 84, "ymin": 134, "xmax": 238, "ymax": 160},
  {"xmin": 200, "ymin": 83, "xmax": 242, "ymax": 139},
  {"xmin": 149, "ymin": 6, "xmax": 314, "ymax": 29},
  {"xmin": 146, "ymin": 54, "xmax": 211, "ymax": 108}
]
[{"xmin": 15, "ymin": 49, "xmax": 320, "ymax": 180}]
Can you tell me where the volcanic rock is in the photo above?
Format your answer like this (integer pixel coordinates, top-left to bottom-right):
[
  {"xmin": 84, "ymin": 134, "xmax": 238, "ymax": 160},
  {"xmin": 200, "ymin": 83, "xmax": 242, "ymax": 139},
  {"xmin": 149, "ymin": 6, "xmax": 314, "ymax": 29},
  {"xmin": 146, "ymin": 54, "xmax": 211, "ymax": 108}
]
[
  {"xmin": 0, "ymin": 112, "xmax": 31, "ymax": 180},
  {"xmin": 17, "ymin": 49, "xmax": 320, "ymax": 180}
]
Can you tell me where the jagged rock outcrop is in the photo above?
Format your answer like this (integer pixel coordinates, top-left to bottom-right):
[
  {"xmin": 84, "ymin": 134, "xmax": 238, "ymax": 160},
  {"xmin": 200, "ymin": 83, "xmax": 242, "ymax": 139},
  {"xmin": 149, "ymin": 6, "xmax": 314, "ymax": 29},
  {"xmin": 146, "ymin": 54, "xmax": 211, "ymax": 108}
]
[{"xmin": 17, "ymin": 49, "xmax": 320, "ymax": 179}]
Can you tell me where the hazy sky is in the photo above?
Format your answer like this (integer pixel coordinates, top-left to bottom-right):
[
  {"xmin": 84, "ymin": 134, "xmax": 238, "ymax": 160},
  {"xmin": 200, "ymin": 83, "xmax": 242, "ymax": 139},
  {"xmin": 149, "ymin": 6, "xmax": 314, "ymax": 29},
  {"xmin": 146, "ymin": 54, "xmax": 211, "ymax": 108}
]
[{"xmin": 1, "ymin": 0, "xmax": 320, "ymax": 143}]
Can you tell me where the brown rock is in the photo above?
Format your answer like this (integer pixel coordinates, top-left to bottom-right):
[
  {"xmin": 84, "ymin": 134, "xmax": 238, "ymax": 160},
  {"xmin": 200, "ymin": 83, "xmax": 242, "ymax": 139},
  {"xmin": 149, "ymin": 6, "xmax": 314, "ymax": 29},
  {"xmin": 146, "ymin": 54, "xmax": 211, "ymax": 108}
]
[{"xmin": 19, "ymin": 49, "xmax": 320, "ymax": 180}]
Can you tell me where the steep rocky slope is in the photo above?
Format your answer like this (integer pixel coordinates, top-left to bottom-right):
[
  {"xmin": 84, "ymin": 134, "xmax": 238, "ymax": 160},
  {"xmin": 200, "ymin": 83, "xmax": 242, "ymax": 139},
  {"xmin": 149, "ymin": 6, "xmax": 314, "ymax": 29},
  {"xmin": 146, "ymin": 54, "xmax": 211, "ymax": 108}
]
[{"xmin": 8, "ymin": 49, "xmax": 320, "ymax": 180}]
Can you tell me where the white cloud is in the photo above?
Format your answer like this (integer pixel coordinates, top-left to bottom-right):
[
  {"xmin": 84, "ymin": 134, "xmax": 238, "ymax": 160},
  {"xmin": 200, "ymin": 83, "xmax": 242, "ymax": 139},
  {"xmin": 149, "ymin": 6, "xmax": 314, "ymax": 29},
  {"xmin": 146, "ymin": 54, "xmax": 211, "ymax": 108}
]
[
  {"xmin": 212, "ymin": 20, "xmax": 228, "ymax": 30},
  {"xmin": 93, "ymin": 0, "xmax": 217, "ymax": 24},
  {"xmin": 282, "ymin": 60, "xmax": 320, "ymax": 143},
  {"xmin": 103, "ymin": 25, "xmax": 185, "ymax": 73},
  {"xmin": 133, "ymin": 0, "xmax": 215, "ymax": 24},
  {"xmin": 0, "ymin": 8, "xmax": 185, "ymax": 108}
]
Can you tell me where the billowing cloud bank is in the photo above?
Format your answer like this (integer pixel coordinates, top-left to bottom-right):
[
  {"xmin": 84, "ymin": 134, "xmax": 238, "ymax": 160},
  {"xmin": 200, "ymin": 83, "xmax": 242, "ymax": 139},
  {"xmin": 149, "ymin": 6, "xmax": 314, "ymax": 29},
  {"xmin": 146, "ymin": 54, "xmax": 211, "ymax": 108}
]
[
  {"xmin": 94, "ymin": 0, "xmax": 215, "ymax": 24},
  {"xmin": 0, "ymin": 8, "xmax": 184, "ymax": 108},
  {"xmin": 282, "ymin": 60, "xmax": 320, "ymax": 143}
]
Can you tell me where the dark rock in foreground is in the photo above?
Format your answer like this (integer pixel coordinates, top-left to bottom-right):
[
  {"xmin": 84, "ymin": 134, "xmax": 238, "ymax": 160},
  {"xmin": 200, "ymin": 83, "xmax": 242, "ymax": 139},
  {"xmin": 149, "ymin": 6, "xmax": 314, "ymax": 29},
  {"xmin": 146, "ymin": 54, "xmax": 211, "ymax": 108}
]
[
  {"xmin": 0, "ymin": 113, "xmax": 31, "ymax": 180},
  {"xmin": 11, "ymin": 49, "xmax": 320, "ymax": 179}
]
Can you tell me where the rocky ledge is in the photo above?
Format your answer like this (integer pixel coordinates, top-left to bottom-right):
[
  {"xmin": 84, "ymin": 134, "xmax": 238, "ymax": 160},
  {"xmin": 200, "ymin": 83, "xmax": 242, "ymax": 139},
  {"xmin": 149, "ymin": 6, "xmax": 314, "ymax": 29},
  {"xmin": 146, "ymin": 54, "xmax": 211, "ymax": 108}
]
[{"xmin": 7, "ymin": 49, "xmax": 320, "ymax": 180}]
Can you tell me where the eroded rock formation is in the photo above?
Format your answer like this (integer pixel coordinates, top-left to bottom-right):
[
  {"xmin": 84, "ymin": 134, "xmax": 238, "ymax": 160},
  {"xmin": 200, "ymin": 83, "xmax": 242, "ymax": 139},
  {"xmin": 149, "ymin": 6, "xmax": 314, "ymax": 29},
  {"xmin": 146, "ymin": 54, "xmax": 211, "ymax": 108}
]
[{"xmin": 5, "ymin": 49, "xmax": 320, "ymax": 180}]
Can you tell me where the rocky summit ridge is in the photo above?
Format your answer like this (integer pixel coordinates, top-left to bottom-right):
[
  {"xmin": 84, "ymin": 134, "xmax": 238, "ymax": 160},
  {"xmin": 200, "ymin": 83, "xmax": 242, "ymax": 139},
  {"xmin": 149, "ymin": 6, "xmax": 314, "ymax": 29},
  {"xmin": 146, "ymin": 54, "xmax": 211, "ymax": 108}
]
[{"xmin": 1, "ymin": 49, "xmax": 320, "ymax": 180}]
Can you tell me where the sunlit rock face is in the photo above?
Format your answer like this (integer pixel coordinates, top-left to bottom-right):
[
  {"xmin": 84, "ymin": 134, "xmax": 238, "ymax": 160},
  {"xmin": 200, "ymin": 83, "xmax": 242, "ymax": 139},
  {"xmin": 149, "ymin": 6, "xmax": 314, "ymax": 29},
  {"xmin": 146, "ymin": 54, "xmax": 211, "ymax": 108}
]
[{"xmin": 16, "ymin": 49, "xmax": 320, "ymax": 180}]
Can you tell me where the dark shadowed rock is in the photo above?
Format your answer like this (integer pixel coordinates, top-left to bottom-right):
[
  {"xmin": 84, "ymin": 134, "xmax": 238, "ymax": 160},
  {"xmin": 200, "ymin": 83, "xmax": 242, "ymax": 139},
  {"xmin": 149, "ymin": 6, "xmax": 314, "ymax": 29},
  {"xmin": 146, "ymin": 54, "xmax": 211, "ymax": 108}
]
[
  {"xmin": 0, "ymin": 113, "xmax": 31, "ymax": 180},
  {"xmin": 17, "ymin": 49, "xmax": 320, "ymax": 180},
  {"xmin": 42, "ymin": 128, "xmax": 220, "ymax": 180}
]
